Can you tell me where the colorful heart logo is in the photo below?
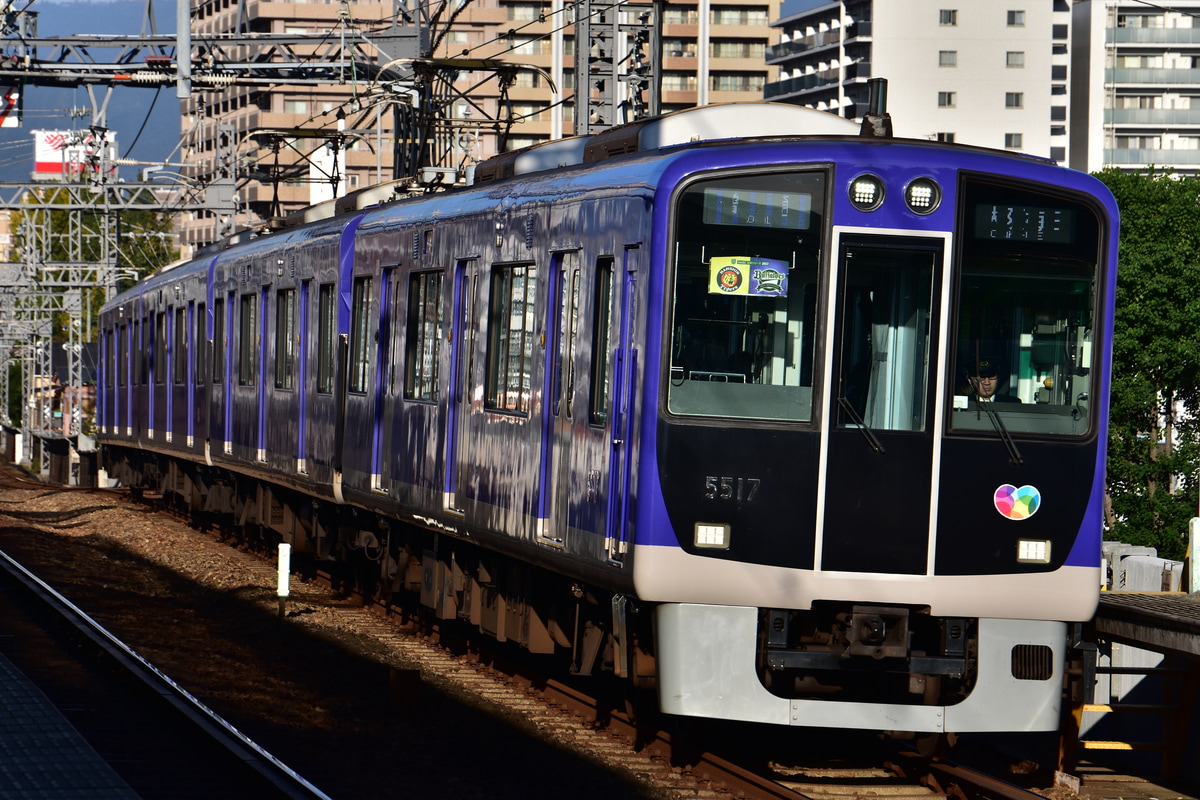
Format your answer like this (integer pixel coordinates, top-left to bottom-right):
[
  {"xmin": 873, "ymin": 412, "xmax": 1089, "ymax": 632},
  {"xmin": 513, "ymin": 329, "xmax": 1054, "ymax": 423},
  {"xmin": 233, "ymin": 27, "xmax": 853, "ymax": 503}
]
[{"xmin": 994, "ymin": 484, "xmax": 1040, "ymax": 520}]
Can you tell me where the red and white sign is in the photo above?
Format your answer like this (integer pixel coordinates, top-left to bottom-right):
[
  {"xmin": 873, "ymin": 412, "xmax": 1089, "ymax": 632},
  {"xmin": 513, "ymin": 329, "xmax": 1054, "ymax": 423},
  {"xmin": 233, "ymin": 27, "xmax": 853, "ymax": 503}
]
[
  {"xmin": 0, "ymin": 89, "xmax": 19, "ymax": 128},
  {"xmin": 33, "ymin": 129, "xmax": 118, "ymax": 181}
]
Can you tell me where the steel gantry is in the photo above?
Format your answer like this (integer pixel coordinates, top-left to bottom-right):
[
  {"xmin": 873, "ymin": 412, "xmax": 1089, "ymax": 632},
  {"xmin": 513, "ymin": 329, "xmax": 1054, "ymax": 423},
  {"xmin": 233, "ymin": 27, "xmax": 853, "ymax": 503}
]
[{"xmin": 0, "ymin": 0, "xmax": 663, "ymax": 480}]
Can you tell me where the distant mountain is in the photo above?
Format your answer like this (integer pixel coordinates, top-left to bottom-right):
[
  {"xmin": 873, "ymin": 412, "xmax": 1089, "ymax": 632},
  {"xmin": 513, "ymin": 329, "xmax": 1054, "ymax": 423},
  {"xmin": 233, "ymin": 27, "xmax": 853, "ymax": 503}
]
[{"xmin": 0, "ymin": 0, "xmax": 179, "ymax": 182}]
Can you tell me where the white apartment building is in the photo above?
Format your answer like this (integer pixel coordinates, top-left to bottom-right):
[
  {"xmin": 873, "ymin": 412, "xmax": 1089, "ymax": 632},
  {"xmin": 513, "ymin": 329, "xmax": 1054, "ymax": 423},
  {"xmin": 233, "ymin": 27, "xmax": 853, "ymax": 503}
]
[
  {"xmin": 767, "ymin": 0, "xmax": 1073, "ymax": 162},
  {"xmin": 1072, "ymin": 0, "xmax": 1200, "ymax": 174}
]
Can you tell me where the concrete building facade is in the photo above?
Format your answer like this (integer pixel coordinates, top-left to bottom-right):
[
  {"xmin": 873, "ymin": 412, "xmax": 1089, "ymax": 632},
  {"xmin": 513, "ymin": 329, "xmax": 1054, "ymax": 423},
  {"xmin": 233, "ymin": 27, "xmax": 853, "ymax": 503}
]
[
  {"xmin": 766, "ymin": 0, "xmax": 1073, "ymax": 162},
  {"xmin": 1071, "ymin": 0, "xmax": 1200, "ymax": 174},
  {"xmin": 178, "ymin": 0, "xmax": 781, "ymax": 252}
]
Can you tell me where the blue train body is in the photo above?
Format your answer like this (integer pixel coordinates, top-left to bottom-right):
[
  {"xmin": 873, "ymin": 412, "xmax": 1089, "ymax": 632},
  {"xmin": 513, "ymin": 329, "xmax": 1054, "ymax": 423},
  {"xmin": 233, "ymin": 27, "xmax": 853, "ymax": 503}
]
[{"xmin": 97, "ymin": 103, "xmax": 1118, "ymax": 734}]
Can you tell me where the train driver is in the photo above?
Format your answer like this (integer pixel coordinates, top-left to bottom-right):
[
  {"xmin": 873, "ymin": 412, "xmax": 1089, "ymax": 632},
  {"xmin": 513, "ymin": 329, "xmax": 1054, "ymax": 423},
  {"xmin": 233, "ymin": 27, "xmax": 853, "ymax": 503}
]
[{"xmin": 967, "ymin": 357, "xmax": 1021, "ymax": 404}]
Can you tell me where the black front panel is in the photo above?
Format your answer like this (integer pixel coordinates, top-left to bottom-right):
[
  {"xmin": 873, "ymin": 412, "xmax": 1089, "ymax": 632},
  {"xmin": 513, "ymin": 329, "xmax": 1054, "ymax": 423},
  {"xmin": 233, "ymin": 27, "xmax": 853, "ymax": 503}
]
[
  {"xmin": 935, "ymin": 436, "xmax": 1098, "ymax": 574},
  {"xmin": 821, "ymin": 432, "xmax": 931, "ymax": 575},
  {"xmin": 657, "ymin": 422, "xmax": 820, "ymax": 569}
]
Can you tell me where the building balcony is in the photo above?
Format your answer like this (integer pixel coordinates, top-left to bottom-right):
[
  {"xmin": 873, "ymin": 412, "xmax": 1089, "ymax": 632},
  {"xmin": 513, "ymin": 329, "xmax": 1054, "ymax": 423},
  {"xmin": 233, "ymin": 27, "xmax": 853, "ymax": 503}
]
[
  {"xmin": 1109, "ymin": 27, "xmax": 1200, "ymax": 44},
  {"xmin": 1107, "ymin": 67, "xmax": 1200, "ymax": 86},
  {"xmin": 765, "ymin": 31, "xmax": 841, "ymax": 63},
  {"xmin": 1106, "ymin": 148, "xmax": 1200, "ymax": 164},
  {"xmin": 764, "ymin": 71, "xmax": 839, "ymax": 99},
  {"xmin": 1106, "ymin": 108, "xmax": 1200, "ymax": 125}
]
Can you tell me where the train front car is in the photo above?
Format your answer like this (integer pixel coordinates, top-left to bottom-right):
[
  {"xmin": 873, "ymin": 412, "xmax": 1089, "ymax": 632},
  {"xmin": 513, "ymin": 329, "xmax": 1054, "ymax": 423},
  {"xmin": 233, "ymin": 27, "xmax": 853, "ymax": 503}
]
[{"xmin": 638, "ymin": 136, "xmax": 1117, "ymax": 734}]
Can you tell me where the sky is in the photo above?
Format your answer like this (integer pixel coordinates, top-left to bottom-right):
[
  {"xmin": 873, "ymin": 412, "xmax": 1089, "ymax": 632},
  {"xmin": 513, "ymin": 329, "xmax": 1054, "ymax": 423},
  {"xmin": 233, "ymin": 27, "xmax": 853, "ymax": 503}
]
[{"xmin": 0, "ymin": 0, "xmax": 181, "ymax": 182}]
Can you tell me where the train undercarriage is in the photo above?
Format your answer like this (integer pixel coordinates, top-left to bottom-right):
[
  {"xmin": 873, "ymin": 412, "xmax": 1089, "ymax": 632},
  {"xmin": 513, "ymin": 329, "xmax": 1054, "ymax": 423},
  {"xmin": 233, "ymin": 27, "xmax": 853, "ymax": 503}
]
[{"xmin": 101, "ymin": 446, "xmax": 657, "ymax": 690}]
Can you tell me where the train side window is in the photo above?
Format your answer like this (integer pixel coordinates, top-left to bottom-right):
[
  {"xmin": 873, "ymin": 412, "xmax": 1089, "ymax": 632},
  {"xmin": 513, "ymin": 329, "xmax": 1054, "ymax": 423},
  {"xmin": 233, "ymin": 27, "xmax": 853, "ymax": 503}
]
[
  {"xmin": 485, "ymin": 263, "xmax": 537, "ymax": 414},
  {"xmin": 117, "ymin": 324, "xmax": 128, "ymax": 388},
  {"xmin": 590, "ymin": 257, "xmax": 614, "ymax": 425},
  {"xmin": 212, "ymin": 299, "xmax": 225, "ymax": 383},
  {"xmin": 138, "ymin": 316, "xmax": 148, "ymax": 386},
  {"xmin": 275, "ymin": 287, "xmax": 296, "ymax": 390},
  {"xmin": 317, "ymin": 283, "xmax": 336, "ymax": 394},
  {"xmin": 173, "ymin": 307, "xmax": 187, "ymax": 386},
  {"xmin": 949, "ymin": 180, "xmax": 1102, "ymax": 437},
  {"xmin": 405, "ymin": 270, "xmax": 444, "ymax": 402},
  {"xmin": 667, "ymin": 170, "xmax": 825, "ymax": 421},
  {"xmin": 349, "ymin": 276, "xmax": 373, "ymax": 394},
  {"xmin": 154, "ymin": 311, "xmax": 167, "ymax": 386},
  {"xmin": 238, "ymin": 293, "xmax": 257, "ymax": 387},
  {"xmin": 195, "ymin": 302, "xmax": 206, "ymax": 384}
]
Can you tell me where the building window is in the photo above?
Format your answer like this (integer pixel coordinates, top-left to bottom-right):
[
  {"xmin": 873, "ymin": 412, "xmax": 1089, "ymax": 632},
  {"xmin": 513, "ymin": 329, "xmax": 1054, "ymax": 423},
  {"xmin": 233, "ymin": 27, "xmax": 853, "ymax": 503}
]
[
  {"xmin": 1005, "ymin": 133, "xmax": 1023, "ymax": 148},
  {"xmin": 405, "ymin": 271, "xmax": 444, "ymax": 402},
  {"xmin": 1115, "ymin": 135, "xmax": 1161, "ymax": 149},
  {"xmin": 506, "ymin": 2, "xmax": 545, "ymax": 20},
  {"xmin": 275, "ymin": 288, "xmax": 296, "ymax": 390},
  {"xmin": 509, "ymin": 35, "xmax": 548, "ymax": 55},
  {"xmin": 710, "ymin": 72, "xmax": 765, "ymax": 92},
  {"xmin": 664, "ymin": 6, "xmax": 698, "ymax": 24},
  {"xmin": 316, "ymin": 283, "xmax": 335, "ymax": 394},
  {"xmin": 711, "ymin": 6, "xmax": 768, "ymax": 25},
  {"xmin": 1007, "ymin": 10, "xmax": 1025, "ymax": 26},
  {"xmin": 349, "ymin": 276, "xmax": 373, "ymax": 394},
  {"xmin": 938, "ymin": 92, "xmax": 957, "ymax": 108},
  {"xmin": 939, "ymin": 50, "xmax": 957, "ymax": 67},
  {"xmin": 283, "ymin": 99, "xmax": 307, "ymax": 114},
  {"xmin": 511, "ymin": 102, "xmax": 550, "ymax": 122},
  {"xmin": 486, "ymin": 264, "xmax": 537, "ymax": 414},
  {"xmin": 936, "ymin": 132, "xmax": 956, "ymax": 143},
  {"xmin": 940, "ymin": 9, "xmax": 957, "ymax": 25},
  {"xmin": 663, "ymin": 72, "xmax": 698, "ymax": 91},
  {"xmin": 1005, "ymin": 92, "xmax": 1024, "ymax": 108},
  {"xmin": 711, "ymin": 40, "xmax": 764, "ymax": 59},
  {"xmin": 665, "ymin": 39, "xmax": 697, "ymax": 57},
  {"xmin": 1006, "ymin": 51, "xmax": 1025, "ymax": 68},
  {"xmin": 514, "ymin": 71, "xmax": 542, "ymax": 88}
]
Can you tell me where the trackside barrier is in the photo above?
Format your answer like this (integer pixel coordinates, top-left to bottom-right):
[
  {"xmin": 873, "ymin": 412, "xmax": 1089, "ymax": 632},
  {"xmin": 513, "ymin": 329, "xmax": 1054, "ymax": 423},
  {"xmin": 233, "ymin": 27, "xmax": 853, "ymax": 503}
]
[{"xmin": 1060, "ymin": 543, "xmax": 1199, "ymax": 784}]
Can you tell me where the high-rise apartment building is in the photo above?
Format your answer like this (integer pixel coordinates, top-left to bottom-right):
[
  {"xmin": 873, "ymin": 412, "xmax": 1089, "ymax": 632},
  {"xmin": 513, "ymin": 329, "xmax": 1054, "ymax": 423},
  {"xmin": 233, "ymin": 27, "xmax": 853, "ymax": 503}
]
[
  {"xmin": 180, "ymin": 0, "xmax": 397, "ymax": 252},
  {"xmin": 766, "ymin": 0, "xmax": 1073, "ymax": 162},
  {"xmin": 177, "ymin": 0, "xmax": 781, "ymax": 253},
  {"xmin": 1071, "ymin": 0, "xmax": 1200, "ymax": 174}
]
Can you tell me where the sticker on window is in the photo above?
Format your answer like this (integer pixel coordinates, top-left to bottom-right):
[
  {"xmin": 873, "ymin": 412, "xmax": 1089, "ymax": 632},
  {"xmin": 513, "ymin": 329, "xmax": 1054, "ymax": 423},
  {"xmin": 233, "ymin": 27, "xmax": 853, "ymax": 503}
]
[{"xmin": 708, "ymin": 257, "xmax": 789, "ymax": 297}]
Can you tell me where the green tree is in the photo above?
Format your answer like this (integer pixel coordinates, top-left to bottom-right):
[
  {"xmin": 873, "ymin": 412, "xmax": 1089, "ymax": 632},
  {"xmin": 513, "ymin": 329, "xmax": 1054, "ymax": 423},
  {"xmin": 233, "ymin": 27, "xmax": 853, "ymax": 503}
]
[{"xmin": 1097, "ymin": 167, "xmax": 1200, "ymax": 561}]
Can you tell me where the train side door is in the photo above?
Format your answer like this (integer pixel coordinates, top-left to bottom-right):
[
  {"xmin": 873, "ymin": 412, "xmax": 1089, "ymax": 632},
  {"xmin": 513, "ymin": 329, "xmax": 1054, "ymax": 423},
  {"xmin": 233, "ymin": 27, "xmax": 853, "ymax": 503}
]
[
  {"xmin": 538, "ymin": 251, "xmax": 581, "ymax": 546},
  {"xmin": 445, "ymin": 259, "xmax": 478, "ymax": 514},
  {"xmin": 604, "ymin": 246, "xmax": 640, "ymax": 562},
  {"xmin": 576, "ymin": 247, "xmax": 638, "ymax": 564},
  {"xmin": 819, "ymin": 233, "xmax": 948, "ymax": 576}
]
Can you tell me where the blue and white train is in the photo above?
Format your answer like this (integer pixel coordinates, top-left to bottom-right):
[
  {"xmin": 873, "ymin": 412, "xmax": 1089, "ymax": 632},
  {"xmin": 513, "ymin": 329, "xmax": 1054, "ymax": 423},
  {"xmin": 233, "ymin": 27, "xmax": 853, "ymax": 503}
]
[{"xmin": 97, "ymin": 99, "xmax": 1117, "ymax": 735}]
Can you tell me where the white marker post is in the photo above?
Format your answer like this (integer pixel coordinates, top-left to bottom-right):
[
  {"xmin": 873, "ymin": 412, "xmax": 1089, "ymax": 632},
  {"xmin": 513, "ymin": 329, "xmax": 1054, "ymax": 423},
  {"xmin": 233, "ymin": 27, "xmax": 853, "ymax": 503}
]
[{"xmin": 277, "ymin": 542, "xmax": 291, "ymax": 619}]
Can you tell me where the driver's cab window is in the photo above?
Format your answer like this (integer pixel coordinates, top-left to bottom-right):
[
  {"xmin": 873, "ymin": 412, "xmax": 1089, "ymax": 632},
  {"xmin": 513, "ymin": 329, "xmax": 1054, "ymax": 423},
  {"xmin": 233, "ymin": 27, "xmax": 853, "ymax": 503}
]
[
  {"xmin": 667, "ymin": 170, "xmax": 826, "ymax": 421},
  {"xmin": 951, "ymin": 180, "xmax": 1102, "ymax": 437}
]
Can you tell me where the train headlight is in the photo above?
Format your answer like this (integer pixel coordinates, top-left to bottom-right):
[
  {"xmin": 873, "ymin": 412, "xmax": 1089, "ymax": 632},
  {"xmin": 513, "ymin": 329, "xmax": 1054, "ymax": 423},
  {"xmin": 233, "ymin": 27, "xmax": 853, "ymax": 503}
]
[
  {"xmin": 1017, "ymin": 539, "xmax": 1051, "ymax": 564},
  {"xmin": 695, "ymin": 522, "xmax": 731, "ymax": 549},
  {"xmin": 848, "ymin": 174, "xmax": 884, "ymax": 211},
  {"xmin": 904, "ymin": 178, "xmax": 941, "ymax": 215}
]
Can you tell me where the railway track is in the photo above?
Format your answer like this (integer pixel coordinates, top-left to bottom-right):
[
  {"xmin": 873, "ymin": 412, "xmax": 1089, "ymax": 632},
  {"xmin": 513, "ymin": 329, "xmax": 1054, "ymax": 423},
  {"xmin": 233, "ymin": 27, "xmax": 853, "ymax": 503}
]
[
  {"xmin": 0, "ymin": 545, "xmax": 330, "ymax": 799},
  {"xmin": 0, "ymin": 465, "xmax": 1175, "ymax": 800}
]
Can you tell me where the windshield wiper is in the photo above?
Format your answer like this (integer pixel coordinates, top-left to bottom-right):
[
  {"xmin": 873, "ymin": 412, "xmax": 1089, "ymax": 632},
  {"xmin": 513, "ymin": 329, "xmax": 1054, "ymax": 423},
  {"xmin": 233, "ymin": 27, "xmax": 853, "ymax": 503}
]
[
  {"xmin": 976, "ymin": 400, "xmax": 1023, "ymax": 465},
  {"xmin": 837, "ymin": 396, "xmax": 885, "ymax": 454}
]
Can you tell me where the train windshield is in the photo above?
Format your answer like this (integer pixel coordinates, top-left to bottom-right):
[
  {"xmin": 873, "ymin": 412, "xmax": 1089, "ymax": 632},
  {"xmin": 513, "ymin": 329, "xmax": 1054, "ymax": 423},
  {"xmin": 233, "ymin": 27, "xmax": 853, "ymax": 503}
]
[
  {"xmin": 950, "ymin": 179, "xmax": 1103, "ymax": 437},
  {"xmin": 667, "ymin": 170, "xmax": 825, "ymax": 421}
]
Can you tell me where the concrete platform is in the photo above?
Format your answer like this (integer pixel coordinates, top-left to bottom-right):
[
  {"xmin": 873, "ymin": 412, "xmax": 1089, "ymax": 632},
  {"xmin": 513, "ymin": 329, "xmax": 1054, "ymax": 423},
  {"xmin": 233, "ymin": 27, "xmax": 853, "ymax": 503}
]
[{"xmin": 0, "ymin": 650, "xmax": 140, "ymax": 799}]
